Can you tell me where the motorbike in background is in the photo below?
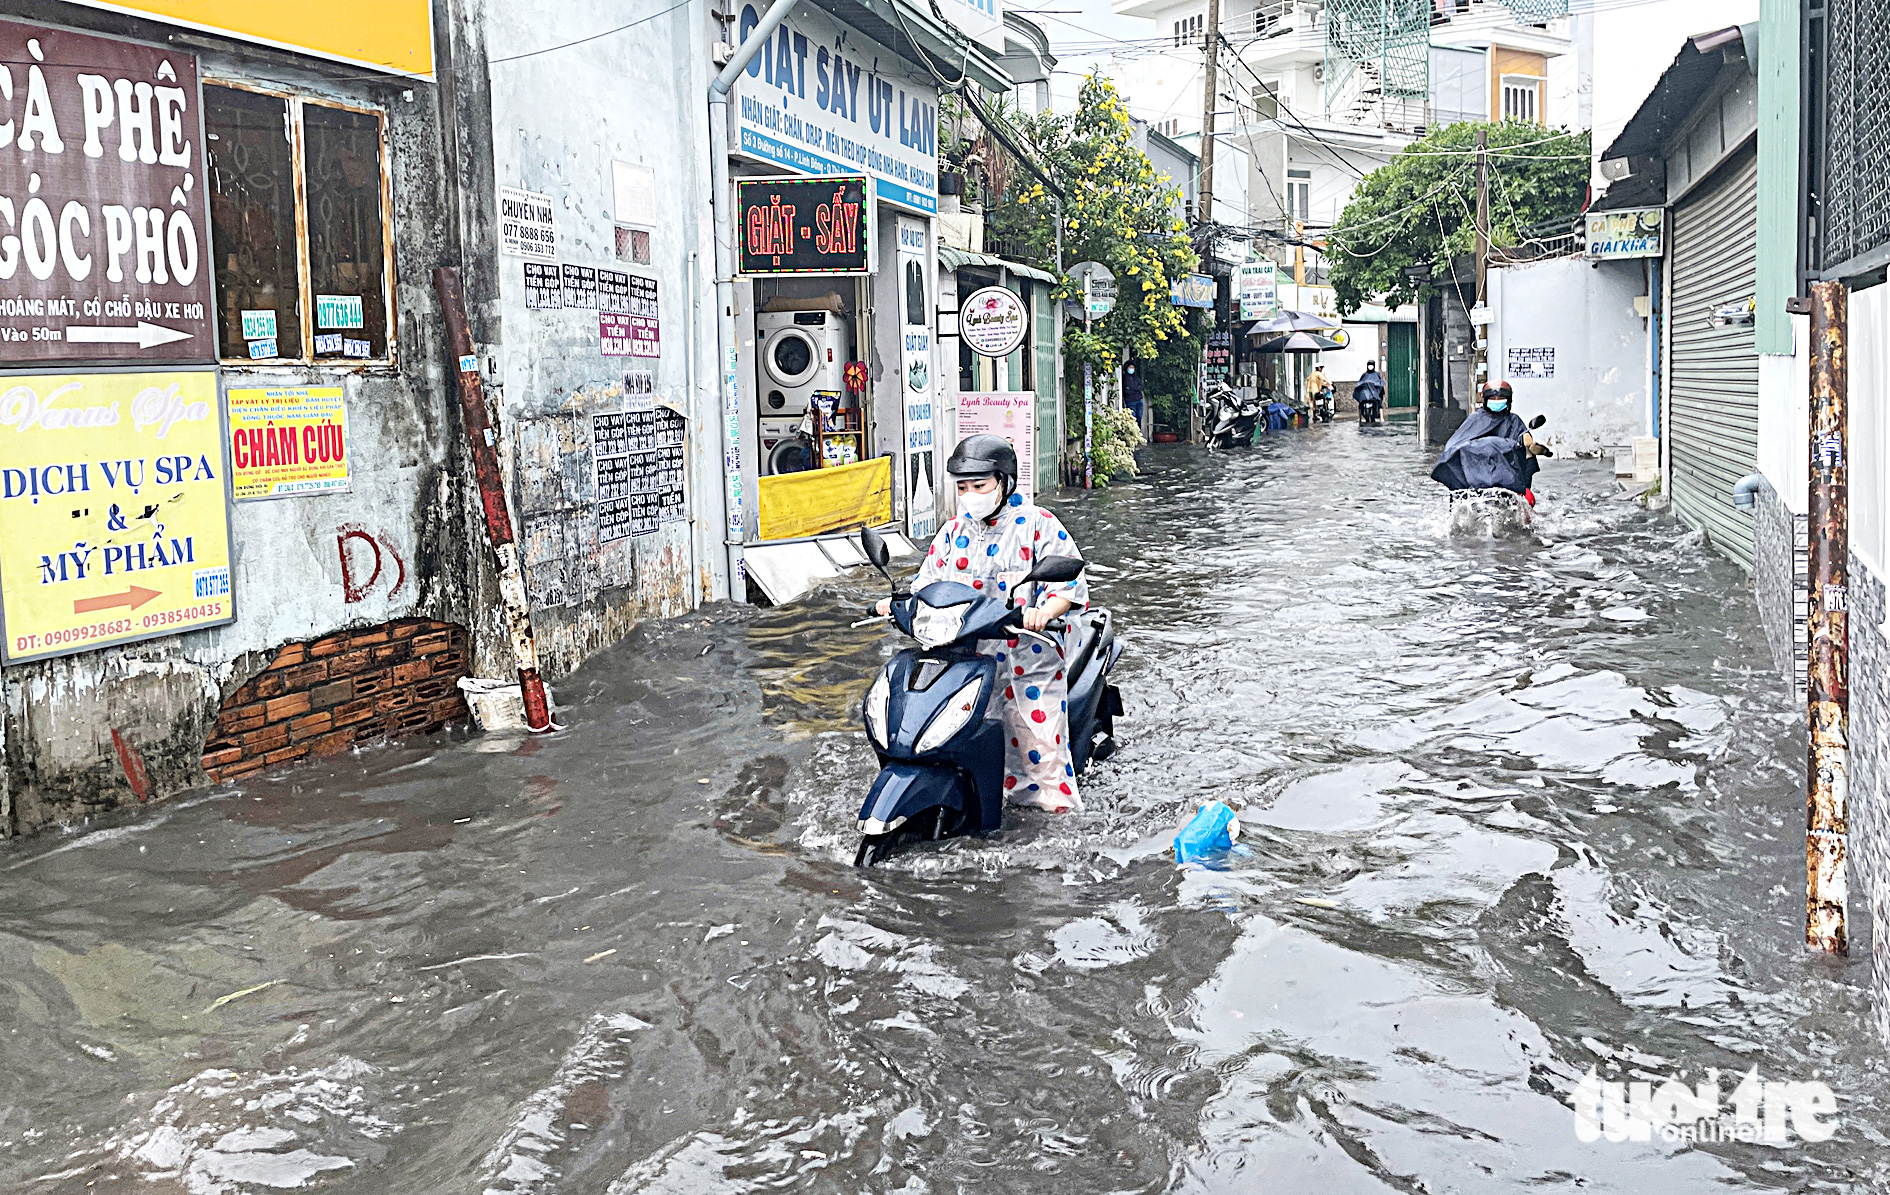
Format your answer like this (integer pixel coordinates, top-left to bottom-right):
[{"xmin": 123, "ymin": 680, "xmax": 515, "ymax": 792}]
[
  {"xmin": 850, "ymin": 528, "xmax": 1124, "ymax": 867},
  {"xmin": 1311, "ymin": 388, "xmax": 1335, "ymax": 423},
  {"xmin": 1201, "ymin": 383, "xmax": 1260, "ymax": 449},
  {"xmin": 1354, "ymin": 382, "xmax": 1386, "ymax": 427}
]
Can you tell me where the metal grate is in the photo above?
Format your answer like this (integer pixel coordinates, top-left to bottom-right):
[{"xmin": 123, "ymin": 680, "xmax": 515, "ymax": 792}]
[{"xmin": 1820, "ymin": 0, "xmax": 1890, "ymax": 272}]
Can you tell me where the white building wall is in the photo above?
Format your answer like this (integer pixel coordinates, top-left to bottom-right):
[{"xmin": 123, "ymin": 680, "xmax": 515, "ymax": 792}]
[
  {"xmin": 1756, "ymin": 315, "xmax": 1811, "ymax": 518},
  {"xmin": 1850, "ymin": 292, "xmax": 1890, "ymax": 577},
  {"xmin": 1487, "ymin": 256, "xmax": 1647, "ymax": 456}
]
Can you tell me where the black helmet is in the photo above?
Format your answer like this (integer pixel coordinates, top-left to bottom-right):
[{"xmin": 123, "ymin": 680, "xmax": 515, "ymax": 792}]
[{"xmin": 945, "ymin": 433, "xmax": 1017, "ymax": 483}]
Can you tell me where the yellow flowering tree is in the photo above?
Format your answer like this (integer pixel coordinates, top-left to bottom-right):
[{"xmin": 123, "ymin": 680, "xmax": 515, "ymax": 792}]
[{"xmin": 982, "ymin": 73, "xmax": 1197, "ymax": 480}]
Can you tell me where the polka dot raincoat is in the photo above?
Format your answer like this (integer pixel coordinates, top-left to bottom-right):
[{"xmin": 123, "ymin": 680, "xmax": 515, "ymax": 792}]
[{"xmin": 914, "ymin": 493, "xmax": 1091, "ymax": 811}]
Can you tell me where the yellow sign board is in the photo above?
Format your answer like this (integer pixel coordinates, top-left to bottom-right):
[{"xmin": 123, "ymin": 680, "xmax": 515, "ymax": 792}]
[
  {"xmin": 228, "ymin": 387, "xmax": 350, "ymax": 500},
  {"xmin": 0, "ymin": 370, "xmax": 234, "ymax": 663},
  {"xmin": 68, "ymin": 1, "xmax": 434, "ymax": 79},
  {"xmin": 756, "ymin": 456, "xmax": 892, "ymax": 541}
]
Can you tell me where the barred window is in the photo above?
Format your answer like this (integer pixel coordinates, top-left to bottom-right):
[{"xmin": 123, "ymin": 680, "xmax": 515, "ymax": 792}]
[{"xmin": 1816, "ymin": 0, "xmax": 1890, "ymax": 273}]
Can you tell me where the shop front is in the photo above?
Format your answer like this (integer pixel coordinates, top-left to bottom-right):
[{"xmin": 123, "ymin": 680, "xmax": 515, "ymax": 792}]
[{"xmin": 723, "ymin": 0, "xmax": 1008, "ymax": 601}]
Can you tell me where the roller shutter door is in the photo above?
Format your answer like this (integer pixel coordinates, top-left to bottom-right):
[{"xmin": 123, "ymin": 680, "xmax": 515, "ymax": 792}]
[{"xmin": 1668, "ymin": 145, "xmax": 1759, "ymax": 568}]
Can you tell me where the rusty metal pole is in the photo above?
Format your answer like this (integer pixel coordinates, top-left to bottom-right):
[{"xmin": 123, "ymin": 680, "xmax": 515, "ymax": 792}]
[
  {"xmin": 434, "ymin": 267, "xmax": 556, "ymax": 734},
  {"xmin": 1807, "ymin": 279, "xmax": 1849, "ymax": 955}
]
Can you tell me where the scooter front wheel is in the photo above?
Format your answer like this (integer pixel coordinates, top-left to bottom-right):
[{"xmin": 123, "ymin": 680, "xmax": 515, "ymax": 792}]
[{"xmin": 854, "ymin": 834, "xmax": 895, "ymax": 867}]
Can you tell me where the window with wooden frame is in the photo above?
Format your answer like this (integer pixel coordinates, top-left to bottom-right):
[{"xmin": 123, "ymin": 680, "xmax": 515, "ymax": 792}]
[{"xmin": 204, "ymin": 83, "xmax": 395, "ymax": 364}]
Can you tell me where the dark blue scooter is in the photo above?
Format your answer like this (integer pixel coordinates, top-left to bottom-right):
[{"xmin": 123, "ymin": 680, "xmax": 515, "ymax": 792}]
[{"xmin": 851, "ymin": 527, "xmax": 1124, "ymax": 866}]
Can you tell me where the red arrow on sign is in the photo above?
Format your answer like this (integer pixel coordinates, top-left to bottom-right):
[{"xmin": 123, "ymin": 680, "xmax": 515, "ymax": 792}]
[{"xmin": 73, "ymin": 586, "xmax": 161, "ymax": 614}]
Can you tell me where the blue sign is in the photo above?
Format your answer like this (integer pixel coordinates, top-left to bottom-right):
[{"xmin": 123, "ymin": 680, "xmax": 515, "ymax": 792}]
[{"xmin": 1170, "ymin": 273, "xmax": 1216, "ymax": 309}]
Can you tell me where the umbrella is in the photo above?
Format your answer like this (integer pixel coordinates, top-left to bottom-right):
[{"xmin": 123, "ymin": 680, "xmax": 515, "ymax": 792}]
[
  {"xmin": 1251, "ymin": 330, "xmax": 1340, "ymax": 353},
  {"xmin": 1245, "ymin": 308, "xmax": 1342, "ymax": 335}
]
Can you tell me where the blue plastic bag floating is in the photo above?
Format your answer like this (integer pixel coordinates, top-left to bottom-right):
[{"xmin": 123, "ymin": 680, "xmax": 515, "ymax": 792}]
[{"xmin": 1174, "ymin": 800, "xmax": 1242, "ymax": 864}]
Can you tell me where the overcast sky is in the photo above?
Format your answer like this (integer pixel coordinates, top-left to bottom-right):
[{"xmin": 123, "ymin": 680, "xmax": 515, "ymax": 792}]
[{"xmin": 1012, "ymin": 0, "xmax": 1762, "ymax": 140}]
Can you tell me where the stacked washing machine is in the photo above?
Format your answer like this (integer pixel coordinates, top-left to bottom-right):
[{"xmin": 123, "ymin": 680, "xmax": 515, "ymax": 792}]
[{"xmin": 757, "ymin": 308, "xmax": 851, "ymax": 475}]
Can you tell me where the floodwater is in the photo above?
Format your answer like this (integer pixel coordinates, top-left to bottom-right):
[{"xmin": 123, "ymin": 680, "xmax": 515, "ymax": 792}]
[{"xmin": 5, "ymin": 425, "xmax": 1888, "ymax": 1193}]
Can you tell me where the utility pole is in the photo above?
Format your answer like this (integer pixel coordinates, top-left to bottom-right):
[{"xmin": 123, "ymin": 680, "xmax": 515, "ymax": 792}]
[
  {"xmin": 1295, "ymin": 220, "xmax": 1305, "ymax": 287},
  {"xmin": 1473, "ymin": 126, "xmax": 1490, "ymax": 389},
  {"xmin": 1807, "ymin": 279, "xmax": 1850, "ymax": 956},
  {"xmin": 1198, "ymin": 0, "xmax": 1220, "ymax": 225}
]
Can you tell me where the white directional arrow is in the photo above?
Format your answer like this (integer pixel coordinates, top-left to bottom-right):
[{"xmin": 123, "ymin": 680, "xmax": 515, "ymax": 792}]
[{"xmin": 65, "ymin": 322, "xmax": 194, "ymax": 350}]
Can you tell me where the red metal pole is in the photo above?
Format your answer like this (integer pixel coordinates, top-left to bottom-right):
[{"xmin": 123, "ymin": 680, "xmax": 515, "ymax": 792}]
[
  {"xmin": 433, "ymin": 267, "xmax": 555, "ymax": 733},
  {"xmin": 1807, "ymin": 279, "xmax": 1848, "ymax": 955}
]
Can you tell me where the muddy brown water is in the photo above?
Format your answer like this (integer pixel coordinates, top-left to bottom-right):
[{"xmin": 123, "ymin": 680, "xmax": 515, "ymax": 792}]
[{"xmin": 4, "ymin": 428, "xmax": 1887, "ymax": 1193}]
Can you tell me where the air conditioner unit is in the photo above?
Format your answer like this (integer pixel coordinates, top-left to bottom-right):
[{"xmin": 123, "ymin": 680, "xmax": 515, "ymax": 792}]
[{"xmin": 1312, "ymin": 63, "xmax": 1325, "ymax": 83}]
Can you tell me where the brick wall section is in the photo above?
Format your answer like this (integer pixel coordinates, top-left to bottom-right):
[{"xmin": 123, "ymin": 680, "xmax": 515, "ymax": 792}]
[{"xmin": 201, "ymin": 620, "xmax": 472, "ymax": 782}]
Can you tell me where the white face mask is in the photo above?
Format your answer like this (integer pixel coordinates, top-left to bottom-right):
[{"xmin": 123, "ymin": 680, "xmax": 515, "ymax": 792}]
[{"xmin": 959, "ymin": 488, "xmax": 1001, "ymax": 520}]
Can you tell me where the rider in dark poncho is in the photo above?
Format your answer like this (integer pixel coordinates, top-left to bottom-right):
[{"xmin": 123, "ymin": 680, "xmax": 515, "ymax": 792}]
[{"xmin": 1431, "ymin": 381, "xmax": 1541, "ymax": 494}]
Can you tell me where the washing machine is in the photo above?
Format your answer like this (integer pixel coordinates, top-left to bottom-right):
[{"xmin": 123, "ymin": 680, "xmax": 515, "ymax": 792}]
[{"xmin": 756, "ymin": 309, "xmax": 848, "ymax": 420}]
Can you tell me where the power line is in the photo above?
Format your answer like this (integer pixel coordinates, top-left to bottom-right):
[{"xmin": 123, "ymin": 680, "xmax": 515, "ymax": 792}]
[{"xmin": 490, "ymin": 0, "xmax": 693, "ymax": 64}]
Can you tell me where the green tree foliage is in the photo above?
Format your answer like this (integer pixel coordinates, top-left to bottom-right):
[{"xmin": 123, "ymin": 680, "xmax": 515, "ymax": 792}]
[
  {"xmin": 1326, "ymin": 122, "xmax": 1590, "ymax": 315},
  {"xmin": 980, "ymin": 73, "xmax": 1199, "ymax": 483}
]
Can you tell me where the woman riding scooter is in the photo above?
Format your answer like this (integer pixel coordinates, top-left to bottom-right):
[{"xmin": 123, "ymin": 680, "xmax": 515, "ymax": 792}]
[{"xmin": 875, "ymin": 434, "xmax": 1091, "ymax": 812}]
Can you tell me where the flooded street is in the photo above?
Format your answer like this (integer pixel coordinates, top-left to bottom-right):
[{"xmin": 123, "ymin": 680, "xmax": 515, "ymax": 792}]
[{"xmin": 6, "ymin": 427, "xmax": 1889, "ymax": 1193}]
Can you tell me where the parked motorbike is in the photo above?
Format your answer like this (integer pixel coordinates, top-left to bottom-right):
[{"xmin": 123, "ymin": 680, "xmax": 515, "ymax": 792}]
[
  {"xmin": 1311, "ymin": 389, "xmax": 1335, "ymax": 423},
  {"xmin": 1201, "ymin": 383, "xmax": 1260, "ymax": 449},
  {"xmin": 850, "ymin": 527, "xmax": 1124, "ymax": 866}
]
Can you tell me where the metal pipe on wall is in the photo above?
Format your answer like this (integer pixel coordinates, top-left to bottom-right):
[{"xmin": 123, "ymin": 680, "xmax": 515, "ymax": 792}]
[
  {"xmin": 1806, "ymin": 278, "xmax": 1849, "ymax": 956},
  {"xmin": 707, "ymin": 0, "xmax": 798, "ymax": 599}
]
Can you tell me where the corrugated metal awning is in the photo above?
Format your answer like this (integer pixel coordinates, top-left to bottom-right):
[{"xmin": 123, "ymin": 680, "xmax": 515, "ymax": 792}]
[{"xmin": 938, "ymin": 247, "xmax": 1060, "ymax": 285}]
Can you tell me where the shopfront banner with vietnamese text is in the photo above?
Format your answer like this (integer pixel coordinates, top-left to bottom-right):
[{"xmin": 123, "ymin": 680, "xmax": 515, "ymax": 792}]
[
  {"xmin": 228, "ymin": 387, "xmax": 350, "ymax": 500},
  {"xmin": 0, "ymin": 369, "xmax": 233, "ymax": 663}
]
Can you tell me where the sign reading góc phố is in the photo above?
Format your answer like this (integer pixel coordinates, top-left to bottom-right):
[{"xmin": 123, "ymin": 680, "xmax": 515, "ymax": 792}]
[
  {"xmin": 736, "ymin": 175, "xmax": 873, "ymax": 275},
  {"xmin": 730, "ymin": 2, "xmax": 938, "ymax": 214},
  {"xmin": 960, "ymin": 286, "xmax": 1026, "ymax": 358},
  {"xmin": 0, "ymin": 21, "xmax": 215, "ymax": 364},
  {"xmin": 227, "ymin": 387, "xmax": 350, "ymax": 500},
  {"xmin": 0, "ymin": 369, "xmax": 233, "ymax": 663}
]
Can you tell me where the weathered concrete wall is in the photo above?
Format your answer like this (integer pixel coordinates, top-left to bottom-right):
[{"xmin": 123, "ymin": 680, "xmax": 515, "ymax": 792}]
[
  {"xmin": 1846, "ymin": 560, "xmax": 1890, "ymax": 1042},
  {"xmin": 0, "ymin": 5, "xmax": 481, "ymax": 837},
  {"xmin": 1487, "ymin": 255, "xmax": 1648, "ymax": 457},
  {"xmin": 467, "ymin": 0, "xmax": 718, "ymax": 670}
]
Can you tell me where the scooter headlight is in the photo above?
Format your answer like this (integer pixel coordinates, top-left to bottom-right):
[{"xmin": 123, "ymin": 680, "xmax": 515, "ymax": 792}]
[
  {"xmin": 914, "ymin": 676, "xmax": 985, "ymax": 754},
  {"xmin": 911, "ymin": 601, "xmax": 971, "ymax": 649},
  {"xmin": 864, "ymin": 672, "xmax": 891, "ymax": 749}
]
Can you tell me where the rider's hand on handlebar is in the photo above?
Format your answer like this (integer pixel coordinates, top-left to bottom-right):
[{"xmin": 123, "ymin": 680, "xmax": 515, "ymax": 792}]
[{"xmin": 873, "ymin": 598, "xmax": 892, "ymax": 618}]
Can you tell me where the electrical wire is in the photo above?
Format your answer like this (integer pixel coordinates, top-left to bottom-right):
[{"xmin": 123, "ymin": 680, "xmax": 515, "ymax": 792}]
[{"xmin": 490, "ymin": 0, "xmax": 694, "ymax": 64}]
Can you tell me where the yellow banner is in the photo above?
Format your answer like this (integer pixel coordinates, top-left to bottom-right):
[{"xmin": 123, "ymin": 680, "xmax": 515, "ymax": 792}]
[
  {"xmin": 69, "ymin": 1, "xmax": 434, "ymax": 79},
  {"xmin": 0, "ymin": 370, "xmax": 234, "ymax": 663},
  {"xmin": 229, "ymin": 387, "xmax": 350, "ymax": 500},
  {"xmin": 757, "ymin": 456, "xmax": 892, "ymax": 541}
]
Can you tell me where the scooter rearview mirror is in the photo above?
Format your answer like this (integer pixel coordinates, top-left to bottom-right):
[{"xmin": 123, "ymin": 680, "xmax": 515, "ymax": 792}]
[
  {"xmin": 859, "ymin": 527, "xmax": 891, "ymax": 570},
  {"xmin": 1025, "ymin": 555, "xmax": 1086, "ymax": 585},
  {"xmin": 1529, "ymin": 415, "xmax": 1546, "ymax": 430},
  {"xmin": 858, "ymin": 527, "xmax": 895, "ymax": 589}
]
